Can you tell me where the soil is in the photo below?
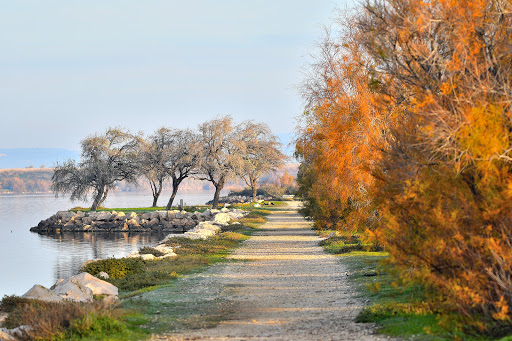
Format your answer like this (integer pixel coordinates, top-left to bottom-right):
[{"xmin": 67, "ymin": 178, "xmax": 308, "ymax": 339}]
[{"xmin": 150, "ymin": 202, "xmax": 389, "ymax": 340}]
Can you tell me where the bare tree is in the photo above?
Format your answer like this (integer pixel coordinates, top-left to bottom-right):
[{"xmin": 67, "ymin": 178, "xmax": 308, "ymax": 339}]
[
  {"xmin": 52, "ymin": 127, "xmax": 139, "ymax": 210},
  {"xmin": 137, "ymin": 128, "xmax": 171, "ymax": 207},
  {"xmin": 236, "ymin": 121, "xmax": 286, "ymax": 200},
  {"xmin": 196, "ymin": 116, "xmax": 240, "ymax": 209},
  {"xmin": 164, "ymin": 129, "xmax": 202, "ymax": 210}
]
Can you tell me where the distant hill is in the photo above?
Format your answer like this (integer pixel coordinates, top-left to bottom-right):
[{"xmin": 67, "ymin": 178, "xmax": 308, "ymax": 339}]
[{"xmin": 0, "ymin": 148, "xmax": 79, "ymax": 169}]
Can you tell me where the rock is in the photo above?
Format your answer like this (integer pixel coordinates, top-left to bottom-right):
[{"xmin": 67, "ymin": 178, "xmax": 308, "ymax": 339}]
[
  {"xmin": 82, "ymin": 216, "xmax": 93, "ymax": 224},
  {"xmin": 183, "ymin": 222, "xmax": 221, "ymax": 239},
  {"xmin": 149, "ymin": 218, "xmax": 159, "ymax": 226},
  {"xmin": 150, "ymin": 211, "xmax": 160, "ymax": 220},
  {"xmin": 213, "ymin": 213, "xmax": 231, "ymax": 225},
  {"xmin": 175, "ymin": 211, "xmax": 187, "ymax": 219},
  {"xmin": 66, "ymin": 272, "xmax": 118, "ymax": 297},
  {"xmin": 254, "ymin": 203, "xmax": 261, "ymax": 207},
  {"xmin": 172, "ymin": 219, "xmax": 183, "ymax": 226},
  {"xmin": 141, "ymin": 212, "xmax": 152, "ymax": 220},
  {"xmin": 0, "ymin": 327, "xmax": 14, "ymax": 340},
  {"xmin": 52, "ymin": 281, "xmax": 93, "ymax": 302},
  {"xmin": 57, "ymin": 211, "xmax": 75, "ymax": 223},
  {"xmin": 127, "ymin": 219, "xmax": 139, "ymax": 227},
  {"xmin": 97, "ymin": 271, "xmax": 109, "ymax": 279},
  {"xmin": 140, "ymin": 254, "xmax": 155, "ymax": 260},
  {"xmin": 75, "ymin": 211, "xmax": 85, "ymax": 218},
  {"xmin": 114, "ymin": 212, "xmax": 126, "ymax": 220},
  {"xmin": 22, "ymin": 284, "xmax": 64, "ymax": 302},
  {"xmin": 153, "ymin": 245, "xmax": 175, "ymax": 255},
  {"xmin": 220, "ymin": 207, "xmax": 229, "ymax": 213},
  {"xmin": 157, "ymin": 211, "xmax": 168, "ymax": 220},
  {"xmin": 96, "ymin": 212, "xmax": 112, "ymax": 221},
  {"xmin": 126, "ymin": 212, "xmax": 137, "ymax": 220},
  {"xmin": 9, "ymin": 325, "xmax": 32, "ymax": 339}
]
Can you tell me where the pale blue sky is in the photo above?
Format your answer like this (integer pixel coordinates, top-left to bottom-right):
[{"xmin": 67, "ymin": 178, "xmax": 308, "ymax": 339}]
[{"xmin": 1, "ymin": 1, "xmax": 352, "ymax": 149}]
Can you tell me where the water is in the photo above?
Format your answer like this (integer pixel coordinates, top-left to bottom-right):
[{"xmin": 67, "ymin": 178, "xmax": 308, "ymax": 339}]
[{"xmin": 0, "ymin": 190, "xmax": 225, "ymax": 297}]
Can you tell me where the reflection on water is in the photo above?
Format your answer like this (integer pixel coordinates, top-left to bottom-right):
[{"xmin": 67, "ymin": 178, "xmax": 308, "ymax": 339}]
[
  {"xmin": 0, "ymin": 190, "xmax": 225, "ymax": 297},
  {"xmin": 38, "ymin": 232, "xmax": 169, "ymax": 281}
]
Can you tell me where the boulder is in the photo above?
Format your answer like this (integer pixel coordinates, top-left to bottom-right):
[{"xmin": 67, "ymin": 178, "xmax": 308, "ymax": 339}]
[
  {"xmin": 141, "ymin": 212, "xmax": 152, "ymax": 220},
  {"xmin": 64, "ymin": 272, "xmax": 118, "ymax": 297},
  {"xmin": 148, "ymin": 218, "xmax": 159, "ymax": 226},
  {"xmin": 82, "ymin": 216, "xmax": 93, "ymax": 224},
  {"xmin": 57, "ymin": 211, "xmax": 75, "ymax": 223},
  {"xmin": 157, "ymin": 211, "xmax": 168, "ymax": 220},
  {"xmin": 153, "ymin": 245, "xmax": 175, "ymax": 255},
  {"xmin": 126, "ymin": 212, "xmax": 137, "ymax": 220},
  {"xmin": 114, "ymin": 212, "xmax": 126, "ymax": 220},
  {"xmin": 212, "ymin": 213, "xmax": 231, "ymax": 225},
  {"xmin": 22, "ymin": 284, "xmax": 63, "ymax": 302},
  {"xmin": 127, "ymin": 219, "xmax": 139, "ymax": 227},
  {"xmin": 51, "ymin": 281, "xmax": 93, "ymax": 302},
  {"xmin": 0, "ymin": 327, "xmax": 11, "ymax": 341},
  {"xmin": 96, "ymin": 212, "xmax": 112, "ymax": 221},
  {"xmin": 75, "ymin": 211, "xmax": 85, "ymax": 218},
  {"xmin": 150, "ymin": 211, "xmax": 160, "ymax": 220}
]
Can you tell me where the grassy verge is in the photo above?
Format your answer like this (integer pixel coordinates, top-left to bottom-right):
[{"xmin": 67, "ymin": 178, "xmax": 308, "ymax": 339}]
[
  {"xmin": 320, "ymin": 234, "xmax": 501, "ymax": 341},
  {"xmin": 1, "ymin": 209, "xmax": 270, "ymax": 340}
]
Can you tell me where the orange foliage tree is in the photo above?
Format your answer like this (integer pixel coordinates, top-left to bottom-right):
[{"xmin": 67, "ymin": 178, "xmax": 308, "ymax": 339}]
[{"xmin": 297, "ymin": 0, "xmax": 512, "ymax": 332}]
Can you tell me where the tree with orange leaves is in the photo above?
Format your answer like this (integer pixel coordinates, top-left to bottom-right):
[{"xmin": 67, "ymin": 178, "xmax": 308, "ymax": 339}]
[{"xmin": 297, "ymin": 0, "xmax": 512, "ymax": 333}]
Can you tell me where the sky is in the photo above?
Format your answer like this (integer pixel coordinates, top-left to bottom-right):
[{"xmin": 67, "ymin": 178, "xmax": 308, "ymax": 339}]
[{"xmin": 0, "ymin": 1, "xmax": 353, "ymax": 150}]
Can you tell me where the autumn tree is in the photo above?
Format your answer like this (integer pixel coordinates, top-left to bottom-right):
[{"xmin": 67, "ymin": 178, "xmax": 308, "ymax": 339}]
[
  {"xmin": 297, "ymin": 0, "xmax": 512, "ymax": 332},
  {"xmin": 52, "ymin": 127, "xmax": 139, "ymax": 210},
  {"xmin": 235, "ymin": 121, "xmax": 286, "ymax": 200}
]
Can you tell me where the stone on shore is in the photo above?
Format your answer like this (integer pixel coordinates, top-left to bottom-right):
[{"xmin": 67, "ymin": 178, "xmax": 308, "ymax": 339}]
[
  {"xmin": 212, "ymin": 212, "xmax": 231, "ymax": 225},
  {"xmin": 51, "ymin": 281, "xmax": 93, "ymax": 303},
  {"xmin": 22, "ymin": 284, "xmax": 63, "ymax": 303}
]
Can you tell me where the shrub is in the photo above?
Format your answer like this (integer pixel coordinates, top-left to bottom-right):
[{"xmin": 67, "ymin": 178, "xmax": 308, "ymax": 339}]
[
  {"xmin": 81, "ymin": 257, "xmax": 146, "ymax": 279},
  {"xmin": 139, "ymin": 246, "xmax": 165, "ymax": 257}
]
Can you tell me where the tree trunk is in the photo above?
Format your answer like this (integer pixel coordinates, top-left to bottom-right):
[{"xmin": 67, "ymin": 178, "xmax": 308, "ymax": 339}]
[
  {"xmin": 211, "ymin": 176, "xmax": 226, "ymax": 209},
  {"xmin": 91, "ymin": 187, "xmax": 105, "ymax": 211},
  {"xmin": 166, "ymin": 182, "xmax": 180, "ymax": 210},
  {"xmin": 152, "ymin": 180, "xmax": 163, "ymax": 207},
  {"xmin": 97, "ymin": 187, "xmax": 109, "ymax": 208},
  {"xmin": 251, "ymin": 177, "xmax": 257, "ymax": 201}
]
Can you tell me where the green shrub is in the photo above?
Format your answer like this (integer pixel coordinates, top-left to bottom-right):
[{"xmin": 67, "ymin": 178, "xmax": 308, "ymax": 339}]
[
  {"xmin": 68, "ymin": 312, "xmax": 126, "ymax": 337},
  {"xmin": 139, "ymin": 246, "xmax": 166, "ymax": 257},
  {"xmin": 81, "ymin": 257, "xmax": 146, "ymax": 279}
]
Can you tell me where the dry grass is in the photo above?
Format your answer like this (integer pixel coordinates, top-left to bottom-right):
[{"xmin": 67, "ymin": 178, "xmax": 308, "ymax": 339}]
[{"xmin": 1, "ymin": 296, "xmax": 121, "ymax": 340}]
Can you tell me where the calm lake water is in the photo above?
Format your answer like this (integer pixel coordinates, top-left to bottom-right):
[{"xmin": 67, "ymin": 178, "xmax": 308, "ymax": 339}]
[{"xmin": 0, "ymin": 190, "xmax": 225, "ymax": 297}]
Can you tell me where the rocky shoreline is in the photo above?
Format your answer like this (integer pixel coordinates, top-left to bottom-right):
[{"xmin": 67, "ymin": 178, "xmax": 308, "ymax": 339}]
[{"xmin": 30, "ymin": 208, "xmax": 246, "ymax": 234}]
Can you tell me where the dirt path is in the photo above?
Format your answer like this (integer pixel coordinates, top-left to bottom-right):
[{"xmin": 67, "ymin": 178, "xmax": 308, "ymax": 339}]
[{"xmin": 152, "ymin": 202, "xmax": 387, "ymax": 340}]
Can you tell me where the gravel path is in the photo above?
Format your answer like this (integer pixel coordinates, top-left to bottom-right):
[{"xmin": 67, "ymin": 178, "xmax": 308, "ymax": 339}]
[{"xmin": 152, "ymin": 202, "xmax": 387, "ymax": 341}]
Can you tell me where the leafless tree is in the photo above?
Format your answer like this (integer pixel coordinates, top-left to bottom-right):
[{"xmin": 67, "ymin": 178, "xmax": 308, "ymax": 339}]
[
  {"xmin": 164, "ymin": 129, "xmax": 202, "ymax": 210},
  {"xmin": 52, "ymin": 127, "xmax": 139, "ymax": 210},
  {"xmin": 137, "ymin": 128, "xmax": 202, "ymax": 209},
  {"xmin": 136, "ymin": 128, "xmax": 170, "ymax": 207},
  {"xmin": 235, "ymin": 121, "xmax": 286, "ymax": 200},
  {"xmin": 196, "ymin": 116, "xmax": 240, "ymax": 209}
]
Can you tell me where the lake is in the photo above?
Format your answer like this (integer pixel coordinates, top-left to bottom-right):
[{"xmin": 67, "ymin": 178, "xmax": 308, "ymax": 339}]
[{"xmin": 0, "ymin": 190, "xmax": 226, "ymax": 297}]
